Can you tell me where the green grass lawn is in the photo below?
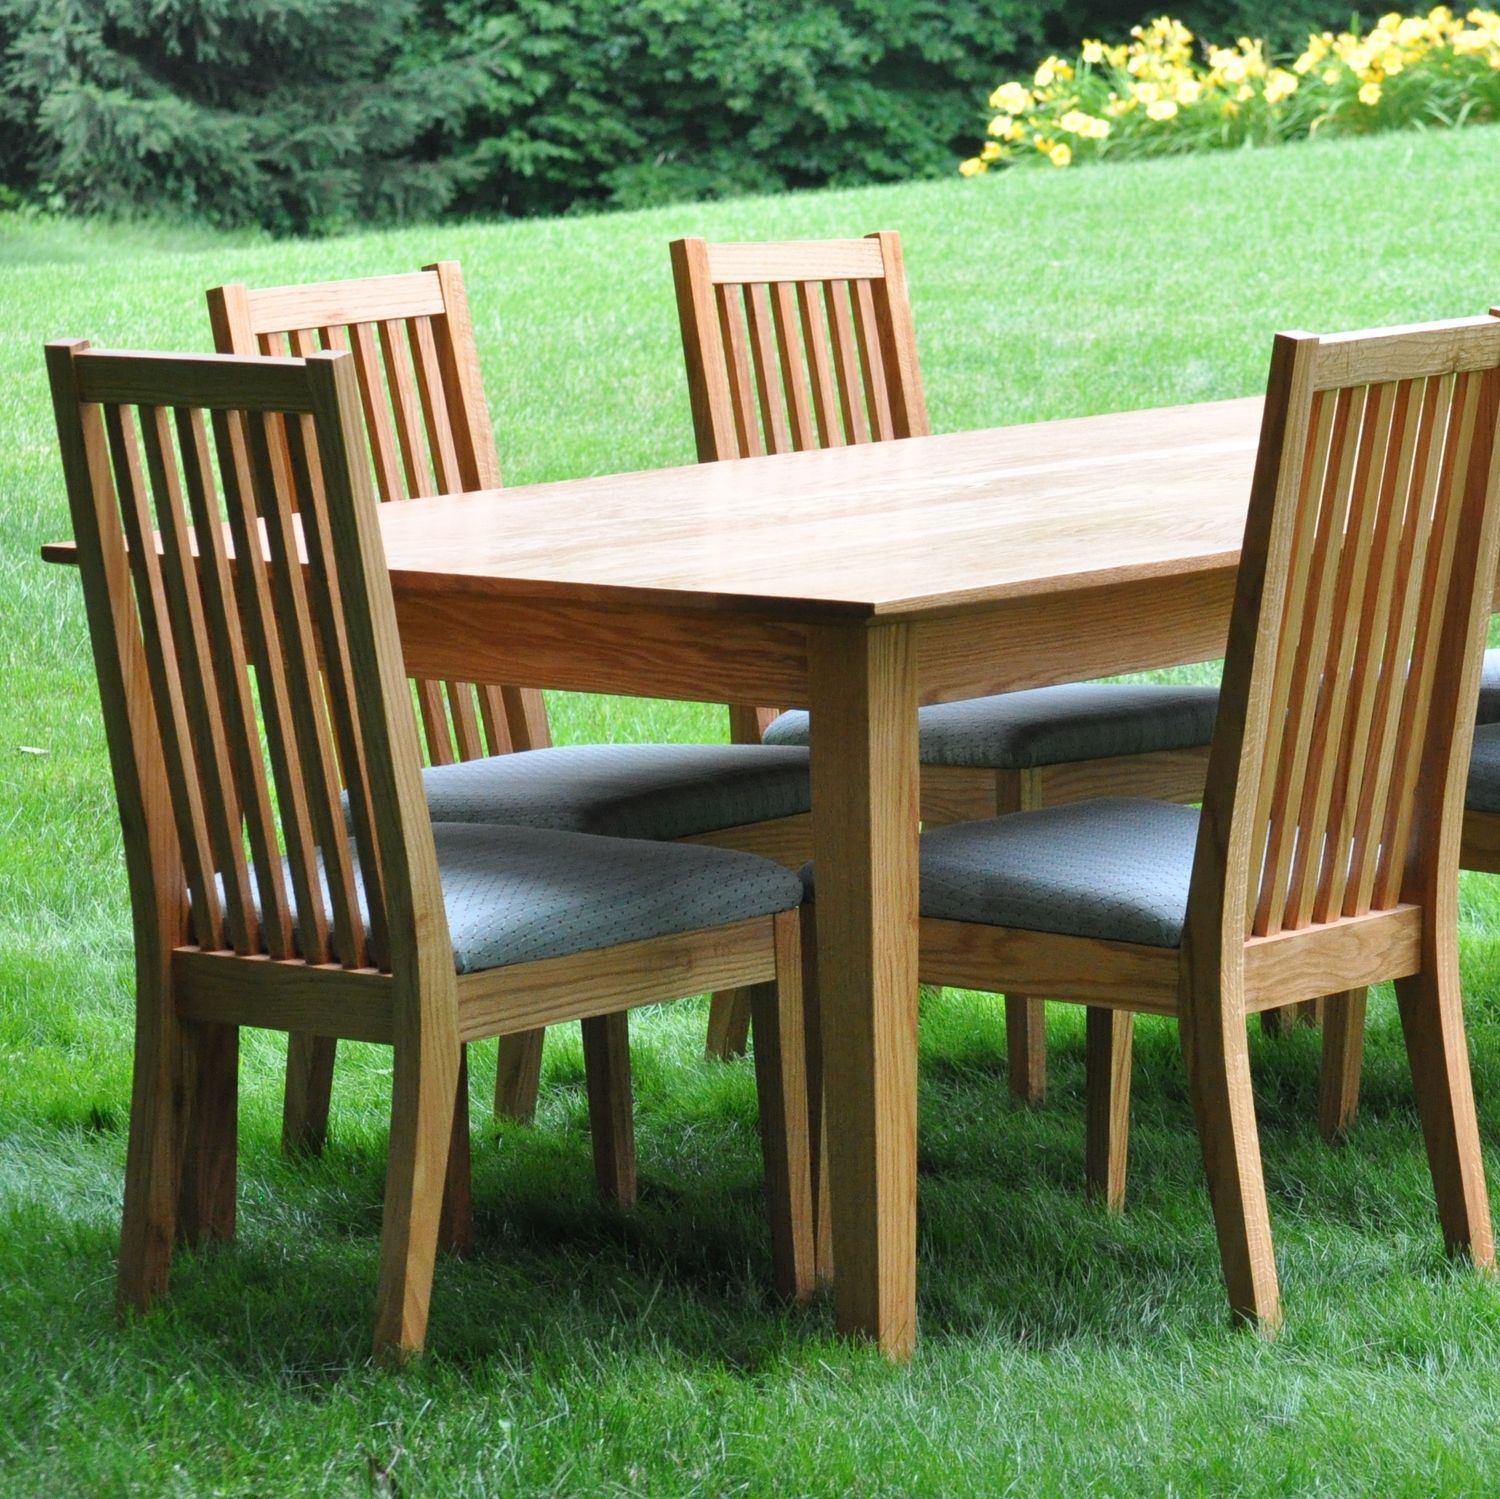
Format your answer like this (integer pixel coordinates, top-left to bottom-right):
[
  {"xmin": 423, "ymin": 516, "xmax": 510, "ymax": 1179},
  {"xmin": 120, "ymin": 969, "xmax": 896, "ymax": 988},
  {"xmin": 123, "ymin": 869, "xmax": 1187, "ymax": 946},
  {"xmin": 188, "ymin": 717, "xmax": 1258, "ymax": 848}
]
[{"xmin": 6, "ymin": 126, "xmax": 1500, "ymax": 1495}]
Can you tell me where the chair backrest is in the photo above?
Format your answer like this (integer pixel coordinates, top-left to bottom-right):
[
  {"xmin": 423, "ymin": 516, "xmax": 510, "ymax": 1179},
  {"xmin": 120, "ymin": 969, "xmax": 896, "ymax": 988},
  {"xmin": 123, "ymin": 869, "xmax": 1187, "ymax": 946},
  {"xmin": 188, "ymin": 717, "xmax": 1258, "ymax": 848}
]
[
  {"xmin": 207, "ymin": 263, "xmax": 551, "ymax": 763},
  {"xmin": 670, "ymin": 232, "xmax": 928, "ymax": 463},
  {"xmin": 45, "ymin": 341, "xmax": 447, "ymax": 978},
  {"xmin": 1194, "ymin": 318, "xmax": 1500, "ymax": 949}
]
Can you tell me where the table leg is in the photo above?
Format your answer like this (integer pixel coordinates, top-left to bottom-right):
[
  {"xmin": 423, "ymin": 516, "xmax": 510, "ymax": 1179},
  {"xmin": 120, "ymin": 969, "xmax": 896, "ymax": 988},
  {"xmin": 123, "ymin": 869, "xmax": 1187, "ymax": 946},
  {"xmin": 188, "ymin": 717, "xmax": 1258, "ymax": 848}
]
[{"xmin": 808, "ymin": 621, "xmax": 920, "ymax": 1359}]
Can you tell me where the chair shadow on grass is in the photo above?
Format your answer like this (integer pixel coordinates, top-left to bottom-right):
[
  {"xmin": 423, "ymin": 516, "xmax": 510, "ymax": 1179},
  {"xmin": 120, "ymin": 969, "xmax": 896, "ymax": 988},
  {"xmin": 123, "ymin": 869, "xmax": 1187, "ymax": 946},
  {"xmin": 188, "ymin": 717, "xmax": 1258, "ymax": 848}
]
[{"xmin": 48, "ymin": 982, "xmax": 1500, "ymax": 1383}]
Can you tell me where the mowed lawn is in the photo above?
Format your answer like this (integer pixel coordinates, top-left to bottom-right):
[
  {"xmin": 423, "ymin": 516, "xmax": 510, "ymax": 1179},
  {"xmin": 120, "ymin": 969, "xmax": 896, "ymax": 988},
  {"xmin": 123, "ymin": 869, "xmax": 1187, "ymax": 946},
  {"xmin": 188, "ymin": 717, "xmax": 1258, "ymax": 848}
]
[{"xmin": 5, "ymin": 126, "xmax": 1500, "ymax": 1494}]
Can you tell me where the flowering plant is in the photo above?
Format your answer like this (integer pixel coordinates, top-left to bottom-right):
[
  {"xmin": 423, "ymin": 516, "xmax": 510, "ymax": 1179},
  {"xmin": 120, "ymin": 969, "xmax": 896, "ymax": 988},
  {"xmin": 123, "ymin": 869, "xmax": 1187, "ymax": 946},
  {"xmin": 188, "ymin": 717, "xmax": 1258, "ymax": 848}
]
[{"xmin": 960, "ymin": 8, "xmax": 1500, "ymax": 174}]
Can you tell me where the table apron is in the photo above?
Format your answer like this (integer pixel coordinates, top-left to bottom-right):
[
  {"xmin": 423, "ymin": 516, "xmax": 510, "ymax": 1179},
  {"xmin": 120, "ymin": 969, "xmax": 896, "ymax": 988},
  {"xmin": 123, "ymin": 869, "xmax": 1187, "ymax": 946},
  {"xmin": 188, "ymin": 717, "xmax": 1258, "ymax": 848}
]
[{"xmin": 393, "ymin": 567, "xmax": 1237, "ymax": 709}]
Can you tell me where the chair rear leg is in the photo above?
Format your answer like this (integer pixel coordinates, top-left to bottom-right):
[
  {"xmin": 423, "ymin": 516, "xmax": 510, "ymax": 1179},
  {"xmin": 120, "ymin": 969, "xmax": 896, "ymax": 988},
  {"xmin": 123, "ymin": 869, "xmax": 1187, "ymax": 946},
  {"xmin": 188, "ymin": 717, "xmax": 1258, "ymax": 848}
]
[
  {"xmin": 118, "ymin": 957, "xmax": 187, "ymax": 1318},
  {"xmin": 582, "ymin": 1012, "xmax": 637, "ymax": 1209},
  {"xmin": 801, "ymin": 906, "xmax": 833, "ymax": 1286},
  {"xmin": 439, "ymin": 1045, "xmax": 474, "ymax": 1258},
  {"xmin": 373, "ymin": 1036, "xmax": 461, "ymax": 1364},
  {"xmin": 1260, "ymin": 998, "xmax": 1322, "ymax": 1037},
  {"xmin": 1179, "ymin": 987, "xmax": 1281, "ymax": 1330},
  {"xmin": 1006, "ymin": 995, "xmax": 1047, "ymax": 1104},
  {"xmin": 1085, "ymin": 1008, "xmax": 1133, "ymax": 1211},
  {"xmin": 1395, "ymin": 966, "xmax": 1494, "ymax": 1266},
  {"xmin": 283, "ymin": 1034, "xmax": 336, "ymax": 1157},
  {"xmin": 179, "ymin": 1020, "xmax": 239, "ymax": 1246},
  {"xmin": 706, "ymin": 989, "xmax": 753, "ymax": 1060},
  {"xmin": 750, "ymin": 909, "xmax": 816, "ymax": 1301},
  {"xmin": 494, "ymin": 1028, "xmax": 545, "ymax": 1123},
  {"xmin": 1318, "ymin": 988, "xmax": 1367, "ymax": 1142}
]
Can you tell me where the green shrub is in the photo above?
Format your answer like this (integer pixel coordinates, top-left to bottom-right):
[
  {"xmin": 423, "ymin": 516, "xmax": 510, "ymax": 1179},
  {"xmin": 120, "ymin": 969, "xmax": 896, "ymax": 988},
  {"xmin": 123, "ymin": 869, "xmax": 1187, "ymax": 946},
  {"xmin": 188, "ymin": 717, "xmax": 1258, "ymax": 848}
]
[
  {"xmin": 0, "ymin": 0, "xmax": 485, "ymax": 234},
  {"xmin": 439, "ymin": 0, "xmax": 1074, "ymax": 217}
]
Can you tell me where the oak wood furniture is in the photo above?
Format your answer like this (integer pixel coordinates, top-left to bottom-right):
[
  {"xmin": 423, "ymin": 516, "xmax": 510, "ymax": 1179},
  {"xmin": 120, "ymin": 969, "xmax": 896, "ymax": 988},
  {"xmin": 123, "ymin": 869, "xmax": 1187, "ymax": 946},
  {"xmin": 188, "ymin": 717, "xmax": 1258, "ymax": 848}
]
[
  {"xmin": 45, "ymin": 341, "xmax": 814, "ymax": 1360},
  {"xmin": 669, "ymin": 231, "xmax": 1218, "ymax": 1107},
  {"xmin": 48, "ymin": 384, "xmax": 1317, "ymax": 1359},
  {"xmin": 208, "ymin": 265, "xmax": 818, "ymax": 1141},
  {"xmin": 891, "ymin": 318, "xmax": 1500, "ymax": 1329}
]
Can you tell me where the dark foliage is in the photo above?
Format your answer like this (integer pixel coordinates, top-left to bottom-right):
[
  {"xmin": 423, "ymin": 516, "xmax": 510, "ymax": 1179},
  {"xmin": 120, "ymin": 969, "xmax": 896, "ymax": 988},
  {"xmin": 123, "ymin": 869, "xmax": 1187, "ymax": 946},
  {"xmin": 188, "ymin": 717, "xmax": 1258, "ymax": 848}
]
[{"xmin": 0, "ymin": 0, "xmax": 1360, "ymax": 232}]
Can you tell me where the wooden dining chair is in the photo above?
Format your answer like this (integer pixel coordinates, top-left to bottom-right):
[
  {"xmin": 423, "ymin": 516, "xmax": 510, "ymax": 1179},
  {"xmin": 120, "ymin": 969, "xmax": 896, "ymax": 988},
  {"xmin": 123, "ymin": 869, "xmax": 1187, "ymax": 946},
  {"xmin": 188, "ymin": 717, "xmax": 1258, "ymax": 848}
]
[
  {"xmin": 820, "ymin": 317, "xmax": 1500, "ymax": 1328},
  {"xmin": 208, "ymin": 265, "xmax": 816, "ymax": 1143},
  {"xmin": 46, "ymin": 339, "xmax": 814, "ymax": 1360},
  {"xmin": 670, "ymin": 231, "xmax": 1220, "ymax": 1100}
]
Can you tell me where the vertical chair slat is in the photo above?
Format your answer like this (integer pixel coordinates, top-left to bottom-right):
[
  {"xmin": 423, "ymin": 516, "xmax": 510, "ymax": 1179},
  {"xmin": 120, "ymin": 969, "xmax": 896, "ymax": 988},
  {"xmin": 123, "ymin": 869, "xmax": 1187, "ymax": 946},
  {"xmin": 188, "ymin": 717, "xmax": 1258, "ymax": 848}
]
[
  {"xmin": 283, "ymin": 410, "xmax": 390, "ymax": 969},
  {"xmin": 1315, "ymin": 380, "xmax": 1411, "ymax": 923},
  {"xmin": 745, "ymin": 283, "xmax": 792, "ymax": 454},
  {"xmin": 1374, "ymin": 370, "xmax": 1481, "ymax": 908},
  {"xmin": 1283, "ymin": 382, "xmax": 1393, "ymax": 927},
  {"xmin": 379, "ymin": 318, "xmax": 435, "ymax": 497},
  {"xmin": 244, "ymin": 410, "xmax": 367, "ymax": 969},
  {"xmin": 797, "ymin": 281, "xmax": 843, "ymax": 448},
  {"xmin": 287, "ymin": 328, "xmax": 317, "ymax": 358},
  {"xmin": 446, "ymin": 683, "xmax": 485, "ymax": 761},
  {"xmin": 1344, "ymin": 375, "xmax": 1448, "ymax": 914},
  {"xmin": 851, "ymin": 279, "xmax": 893, "ymax": 443},
  {"xmin": 825, "ymin": 281, "xmax": 869, "ymax": 444},
  {"xmin": 346, "ymin": 322, "xmax": 403, "ymax": 503},
  {"xmin": 214, "ymin": 407, "xmax": 331, "ymax": 963},
  {"xmin": 175, "ymin": 405, "xmax": 294, "ymax": 957},
  {"xmin": 408, "ymin": 317, "xmax": 463, "ymax": 495},
  {"xmin": 415, "ymin": 680, "xmax": 455, "ymax": 765},
  {"xmin": 476, "ymin": 686, "xmax": 514, "ymax": 756},
  {"xmin": 139, "ymin": 403, "xmax": 257, "ymax": 955},
  {"xmin": 716, "ymin": 284, "xmax": 762, "ymax": 456},
  {"xmin": 771, "ymin": 281, "xmax": 816, "ymax": 451},
  {"xmin": 103, "ymin": 403, "xmax": 226, "ymax": 951}
]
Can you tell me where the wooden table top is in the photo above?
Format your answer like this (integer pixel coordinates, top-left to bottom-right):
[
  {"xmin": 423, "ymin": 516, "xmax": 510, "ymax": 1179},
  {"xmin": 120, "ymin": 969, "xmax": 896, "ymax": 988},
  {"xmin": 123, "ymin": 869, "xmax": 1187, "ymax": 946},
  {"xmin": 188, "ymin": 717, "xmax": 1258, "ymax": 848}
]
[{"xmin": 44, "ymin": 395, "xmax": 1265, "ymax": 623}]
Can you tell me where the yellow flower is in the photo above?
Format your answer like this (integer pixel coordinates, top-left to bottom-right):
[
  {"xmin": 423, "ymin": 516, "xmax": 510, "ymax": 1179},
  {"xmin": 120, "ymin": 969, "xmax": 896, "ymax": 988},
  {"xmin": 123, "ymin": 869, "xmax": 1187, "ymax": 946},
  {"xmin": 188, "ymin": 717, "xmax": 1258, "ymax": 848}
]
[
  {"xmin": 979, "ymin": 141, "xmax": 1003, "ymax": 162},
  {"xmin": 1134, "ymin": 79, "xmax": 1161, "ymax": 103},
  {"xmin": 958, "ymin": 156, "xmax": 986, "ymax": 177},
  {"xmin": 988, "ymin": 81, "xmax": 1033, "ymax": 113},
  {"xmin": 1081, "ymin": 39, "xmax": 1105, "ymax": 63},
  {"xmin": 987, "ymin": 114, "xmax": 1012, "ymax": 136},
  {"xmin": 1359, "ymin": 79, "xmax": 1383, "ymax": 104},
  {"xmin": 1263, "ymin": 68, "xmax": 1300, "ymax": 103},
  {"xmin": 1323, "ymin": 65, "xmax": 1343, "ymax": 83},
  {"xmin": 1176, "ymin": 77, "xmax": 1203, "ymax": 104},
  {"xmin": 1049, "ymin": 142, "xmax": 1073, "ymax": 167},
  {"xmin": 1146, "ymin": 97, "xmax": 1180, "ymax": 120}
]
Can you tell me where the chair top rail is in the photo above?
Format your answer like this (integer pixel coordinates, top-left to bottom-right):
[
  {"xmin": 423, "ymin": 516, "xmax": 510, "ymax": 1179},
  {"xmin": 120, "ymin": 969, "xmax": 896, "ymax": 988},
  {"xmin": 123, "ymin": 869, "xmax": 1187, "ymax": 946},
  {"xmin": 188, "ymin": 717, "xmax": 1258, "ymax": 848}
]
[
  {"xmin": 701, "ymin": 238, "xmax": 889, "ymax": 285},
  {"xmin": 74, "ymin": 349, "xmax": 320, "ymax": 412},
  {"xmin": 238, "ymin": 270, "xmax": 448, "ymax": 334}
]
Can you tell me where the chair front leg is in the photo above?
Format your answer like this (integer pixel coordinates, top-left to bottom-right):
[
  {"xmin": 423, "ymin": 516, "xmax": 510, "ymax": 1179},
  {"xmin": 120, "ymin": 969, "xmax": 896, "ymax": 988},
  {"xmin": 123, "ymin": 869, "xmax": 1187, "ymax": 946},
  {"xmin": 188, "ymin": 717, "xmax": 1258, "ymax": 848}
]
[
  {"xmin": 1395, "ymin": 964, "xmax": 1494, "ymax": 1266},
  {"xmin": 1084, "ymin": 1007, "xmax": 1133, "ymax": 1212},
  {"xmin": 750, "ymin": 909, "xmax": 815, "ymax": 1302},
  {"xmin": 439, "ymin": 1044, "xmax": 474, "ymax": 1258},
  {"xmin": 1318, "ymin": 988, "xmax": 1367, "ymax": 1142},
  {"xmin": 494, "ymin": 1028, "xmax": 545, "ymax": 1123},
  {"xmin": 283, "ymin": 1033, "xmax": 337, "ymax": 1156},
  {"xmin": 179, "ymin": 1020, "xmax": 239, "ymax": 1245},
  {"xmin": 582, "ymin": 1012, "xmax": 637, "ymax": 1209}
]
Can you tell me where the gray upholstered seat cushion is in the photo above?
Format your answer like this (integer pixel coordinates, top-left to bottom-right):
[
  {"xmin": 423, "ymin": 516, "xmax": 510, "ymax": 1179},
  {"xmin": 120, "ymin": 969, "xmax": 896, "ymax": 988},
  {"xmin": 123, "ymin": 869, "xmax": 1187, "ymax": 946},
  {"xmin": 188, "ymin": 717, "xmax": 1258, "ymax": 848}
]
[
  {"xmin": 258, "ymin": 823, "xmax": 804, "ymax": 974},
  {"xmin": 1478, "ymin": 649, "xmax": 1500, "ymax": 725},
  {"xmin": 805, "ymin": 797, "xmax": 1199, "ymax": 948},
  {"xmin": 1467, "ymin": 722, "xmax": 1500, "ymax": 813},
  {"xmin": 762, "ymin": 683, "xmax": 1218, "ymax": 770},
  {"xmin": 415, "ymin": 743, "xmax": 810, "ymax": 840}
]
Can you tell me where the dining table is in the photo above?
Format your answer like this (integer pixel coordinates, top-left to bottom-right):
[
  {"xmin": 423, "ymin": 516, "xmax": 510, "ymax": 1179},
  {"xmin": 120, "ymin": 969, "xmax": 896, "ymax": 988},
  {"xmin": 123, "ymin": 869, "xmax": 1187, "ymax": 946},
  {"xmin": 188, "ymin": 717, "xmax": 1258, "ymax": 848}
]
[{"xmin": 45, "ymin": 390, "xmax": 1270, "ymax": 1359}]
